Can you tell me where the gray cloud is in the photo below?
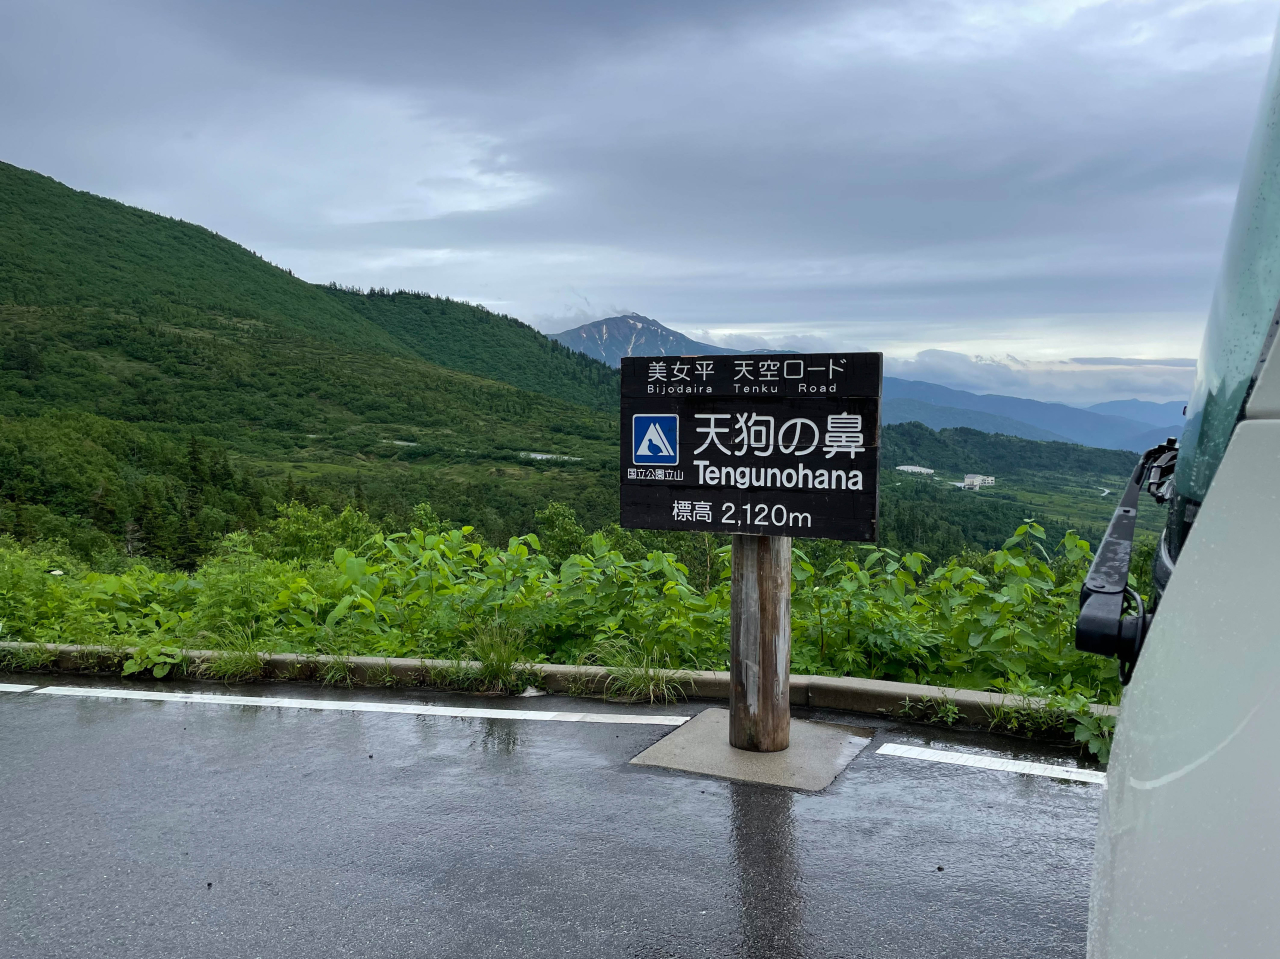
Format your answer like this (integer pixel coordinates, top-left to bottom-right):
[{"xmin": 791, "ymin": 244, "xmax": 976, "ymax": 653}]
[{"xmin": 1, "ymin": 0, "xmax": 1275, "ymax": 402}]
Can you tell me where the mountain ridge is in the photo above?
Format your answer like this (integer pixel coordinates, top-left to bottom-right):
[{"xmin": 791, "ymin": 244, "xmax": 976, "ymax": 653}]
[
  {"xmin": 552, "ymin": 313, "xmax": 1183, "ymax": 452},
  {"xmin": 883, "ymin": 398, "xmax": 1072, "ymax": 443},
  {"xmin": 880, "ymin": 377, "xmax": 1177, "ymax": 452},
  {"xmin": 1085, "ymin": 398, "xmax": 1184, "ymax": 427},
  {"xmin": 330, "ymin": 287, "xmax": 618, "ymax": 411}
]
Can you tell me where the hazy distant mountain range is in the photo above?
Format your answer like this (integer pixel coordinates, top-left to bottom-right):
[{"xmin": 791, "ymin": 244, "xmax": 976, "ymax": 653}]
[
  {"xmin": 551, "ymin": 313, "xmax": 1184, "ymax": 453},
  {"xmin": 1088, "ymin": 398, "xmax": 1186, "ymax": 424},
  {"xmin": 880, "ymin": 378, "xmax": 1182, "ymax": 452}
]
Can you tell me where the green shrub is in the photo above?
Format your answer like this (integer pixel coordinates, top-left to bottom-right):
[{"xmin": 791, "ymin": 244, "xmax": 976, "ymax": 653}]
[
  {"xmin": 122, "ymin": 643, "xmax": 185, "ymax": 679},
  {"xmin": 252, "ymin": 503, "xmax": 381, "ymax": 564},
  {"xmin": 534, "ymin": 502, "xmax": 587, "ymax": 568}
]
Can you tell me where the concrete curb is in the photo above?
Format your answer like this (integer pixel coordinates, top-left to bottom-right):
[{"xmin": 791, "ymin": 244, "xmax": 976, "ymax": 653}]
[{"xmin": 0, "ymin": 641, "xmax": 1119, "ymax": 722}]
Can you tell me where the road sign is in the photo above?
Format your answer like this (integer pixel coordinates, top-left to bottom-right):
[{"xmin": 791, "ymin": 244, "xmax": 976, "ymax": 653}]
[{"xmin": 620, "ymin": 352, "xmax": 882, "ymax": 542}]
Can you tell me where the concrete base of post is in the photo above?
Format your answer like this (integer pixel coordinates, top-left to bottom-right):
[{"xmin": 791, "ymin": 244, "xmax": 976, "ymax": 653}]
[
  {"xmin": 729, "ymin": 533, "xmax": 792, "ymax": 752},
  {"xmin": 632, "ymin": 708, "xmax": 871, "ymax": 791}
]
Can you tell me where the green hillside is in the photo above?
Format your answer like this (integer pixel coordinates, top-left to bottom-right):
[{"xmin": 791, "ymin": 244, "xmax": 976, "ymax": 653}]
[
  {"xmin": 332, "ymin": 287, "xmax": 619, "ymax": 410},
  {"xmin": 0, "ymin": 160, "xmax": 617, "ymax": 412},
  {"xmin": 0, "ymin": 164, "xmax": 403, "ymax": 353},
  {"xmin": 878, "ymin": 422, "xmax": 1159, "ymax": 558},
  {"xmin": 0, "ymin": 298, "xmax": 616, "ymax": 460},
  {"xmin": 882, "ymin": 421, "xmax": 1138, "ymax": 476},
  {"xmin": 0, "ymin": 160, "xmax": 622, "ymax": 559}
]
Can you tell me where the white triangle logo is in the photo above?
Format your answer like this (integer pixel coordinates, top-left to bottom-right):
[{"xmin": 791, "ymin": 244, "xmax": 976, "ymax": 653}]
[{"xmin": 637, "ymin": 421, "xmax": 675, "ymax": 458}]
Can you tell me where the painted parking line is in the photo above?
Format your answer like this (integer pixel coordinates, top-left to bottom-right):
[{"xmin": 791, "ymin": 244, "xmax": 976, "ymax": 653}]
[
  {"xmin": 29, "ymin": 685, "xmax": 692, "ymax": 727},
  {"xmin": 877, "ymin": 743, "xmax": 1107, "ymax": 785},
  {"xmin": 0, "ymin": 683, "xmax": 38, "ymax": 693}
]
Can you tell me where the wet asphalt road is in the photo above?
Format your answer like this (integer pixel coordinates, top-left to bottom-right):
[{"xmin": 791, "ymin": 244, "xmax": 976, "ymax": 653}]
[{"xmin": 0, "ymin": 676, "xmax": 1101, "ymax": 958}]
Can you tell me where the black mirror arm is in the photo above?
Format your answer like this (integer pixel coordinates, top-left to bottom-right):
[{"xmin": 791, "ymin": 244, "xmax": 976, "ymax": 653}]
[{"xmin": 1075, "ymin": 439, "xmax": 1176, "ymax": 684}]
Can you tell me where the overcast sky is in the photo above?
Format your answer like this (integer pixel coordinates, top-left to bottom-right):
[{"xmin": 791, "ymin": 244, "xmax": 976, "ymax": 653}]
[{"xmin": 3, "ymin": 0, "xmax": 1277, "ymax": 403}]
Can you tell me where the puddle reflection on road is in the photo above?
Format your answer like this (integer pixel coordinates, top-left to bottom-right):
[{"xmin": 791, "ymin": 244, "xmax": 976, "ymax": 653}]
[{"xmin": 732, "ymin": 784, "xmax": 803, "ymax": 959}]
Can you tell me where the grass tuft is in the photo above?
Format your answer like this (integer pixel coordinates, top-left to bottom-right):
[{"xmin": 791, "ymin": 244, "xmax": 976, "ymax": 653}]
[
  {"xmin": 319, "ymin": 657, "xmax": 355, "ymax": 687},
  {"xmin": 467, "ymin": 622, "xmax": 540, "ymax": 695},
  {"xmin": 0, "ymin": 642, "xmax": 57, "ymax": 673},
  {"xmin": 204, "ymin": 650, "xmax": 265, "ymax": 683},
  {"xmin": 578, "ymin": 636, "xmax": 689, "ymax": 705},
  {"xmin": 369, "ymin": 661, "xmax": 402, "ymax": 687}
]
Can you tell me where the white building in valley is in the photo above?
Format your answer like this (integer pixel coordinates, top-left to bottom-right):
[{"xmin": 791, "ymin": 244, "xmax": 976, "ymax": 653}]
[{"xmin": 962, "ymin": 474, "xmax": 996, "ymax": 489}]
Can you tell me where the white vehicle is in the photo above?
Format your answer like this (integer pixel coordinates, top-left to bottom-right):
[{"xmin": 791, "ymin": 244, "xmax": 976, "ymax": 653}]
[{"xmin": 1077, "ymin": 26, "xmax": 1280, "ymax": 959}]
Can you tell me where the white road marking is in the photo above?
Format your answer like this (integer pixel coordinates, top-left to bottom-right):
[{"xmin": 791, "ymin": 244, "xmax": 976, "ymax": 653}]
[
  {"xmin": 0, "ymin": 683, "xmax": 38, "ymax": 692},
  {"xmin": 877, "ymin": 743, "xmax": 1107, "ymax": 785},
  {"xmin": 30, "ymin": 685, "xmax": 691, "ymax": 726}
]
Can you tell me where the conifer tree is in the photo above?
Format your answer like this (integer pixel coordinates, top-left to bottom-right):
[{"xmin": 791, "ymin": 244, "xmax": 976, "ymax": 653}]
[{"xmin": 186, "ymin": 437, "xmax": 207, "ymax": 491}]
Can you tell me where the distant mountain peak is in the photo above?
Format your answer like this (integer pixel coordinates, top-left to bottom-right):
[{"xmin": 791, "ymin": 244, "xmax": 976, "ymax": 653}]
[
  {"xmin": 549, "ymin": 313, "xmax": 798, "ymax": 367},
  {"xmin": 550, "ymin": 314, "xmax": 734, "ymax": 367}
]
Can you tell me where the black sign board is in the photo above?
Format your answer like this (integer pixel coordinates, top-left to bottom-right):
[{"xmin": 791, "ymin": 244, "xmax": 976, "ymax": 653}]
[{"xmin": 620, "ymin": 352, "xmax": 881, "ymax": 541}]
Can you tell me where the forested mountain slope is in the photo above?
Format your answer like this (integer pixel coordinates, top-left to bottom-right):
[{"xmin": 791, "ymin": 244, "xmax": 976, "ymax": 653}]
[
  {"xmin": 0, "ymin": 162, "xmax": 404, "ymax": 353},
  {"xmin": 331, "ymin": 287, "xmax": 618, "ymax": 411},
  {"xmin": 0, "ymin": 160, "xmax": 619, "ymax": 558},
  {"xmin": 876, "ymin": 422, "xmax": 1156, "ymax": 559},
  {"xmin": 0, "ymin": 160, "xmax": 617, "ymax": 411},
  {"xmin": 881, "ymin": 422, "xmax": 1138, "ymax": 476}
]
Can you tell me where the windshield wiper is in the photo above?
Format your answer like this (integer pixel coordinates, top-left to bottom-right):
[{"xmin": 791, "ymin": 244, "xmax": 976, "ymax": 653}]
[{"xmin": 1075, "ymin": 438, "xmax": 1178, "ymax": 684}]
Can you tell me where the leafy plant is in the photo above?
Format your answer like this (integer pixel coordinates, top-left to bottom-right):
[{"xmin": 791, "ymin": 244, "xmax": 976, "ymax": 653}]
[
  {"xmin": 983, "ymin": 678, "xmax": 1115, "ymax": 763},
  {"xmin": 534, "ymin": 502, "xmax": 588, "ymax": 567},
  {"xmin": 901, "ymin": 696, "xmax": 962, "ymax": 726},
  {"xmin": 122, "ymin": 644, "xmax": 185, "ymax": 679},
  {"xmin": 1074, "ymin": 711, "xmax": 1116, "ymax": 764}
]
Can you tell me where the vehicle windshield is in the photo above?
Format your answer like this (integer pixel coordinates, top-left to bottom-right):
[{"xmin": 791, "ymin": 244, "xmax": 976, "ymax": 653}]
[{"xmin": 1178, "ymin": 37, "xmax": 1280, "ymax": 502}]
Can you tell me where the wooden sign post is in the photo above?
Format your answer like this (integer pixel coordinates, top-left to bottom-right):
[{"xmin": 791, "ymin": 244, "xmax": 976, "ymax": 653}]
[
  {"xmin": 729, "ymin": 533, "xmax": 792, "ymax": 751},
  {"xmin": 618, "ymin": 351, "xmax": 881, "ymax": 754}
]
